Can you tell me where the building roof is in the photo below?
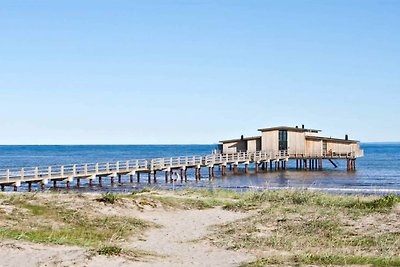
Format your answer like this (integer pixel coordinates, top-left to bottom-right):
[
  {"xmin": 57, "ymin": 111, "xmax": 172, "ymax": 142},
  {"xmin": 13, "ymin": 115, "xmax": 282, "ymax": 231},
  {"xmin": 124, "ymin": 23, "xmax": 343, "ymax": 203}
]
[
  {"xmin": 257, "ymin": 126, "xmax": 321, "ymax": 133},
  {"xmin": 219, "ymin": 136, "xmax": 261, "ymax": 144},
  {"xmin": 306, "ymin": 136, "xmax": 359, "ymax": 144}
]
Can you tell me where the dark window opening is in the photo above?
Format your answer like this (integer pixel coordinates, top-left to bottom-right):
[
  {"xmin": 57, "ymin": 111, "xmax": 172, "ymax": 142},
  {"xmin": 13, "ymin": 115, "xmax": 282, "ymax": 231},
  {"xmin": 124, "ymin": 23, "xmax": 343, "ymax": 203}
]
[{"xmin": 279, "ymin": 130, "xmax": 288, "ymax": 151}]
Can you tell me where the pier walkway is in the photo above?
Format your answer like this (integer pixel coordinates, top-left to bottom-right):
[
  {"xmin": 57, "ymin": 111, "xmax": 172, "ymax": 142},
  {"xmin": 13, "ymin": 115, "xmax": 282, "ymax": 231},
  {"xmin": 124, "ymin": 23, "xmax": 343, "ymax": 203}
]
[{"xmin": 0, "ymin": 150, "xmax": 363, "ymax": 191}]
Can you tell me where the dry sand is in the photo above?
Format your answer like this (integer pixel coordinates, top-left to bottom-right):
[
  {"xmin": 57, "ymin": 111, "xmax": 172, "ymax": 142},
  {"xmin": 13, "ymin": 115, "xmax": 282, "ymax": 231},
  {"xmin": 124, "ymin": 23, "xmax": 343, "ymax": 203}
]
[{"xmin": 130, "ymin": 207, "xmax": 254, "ymax": 267}]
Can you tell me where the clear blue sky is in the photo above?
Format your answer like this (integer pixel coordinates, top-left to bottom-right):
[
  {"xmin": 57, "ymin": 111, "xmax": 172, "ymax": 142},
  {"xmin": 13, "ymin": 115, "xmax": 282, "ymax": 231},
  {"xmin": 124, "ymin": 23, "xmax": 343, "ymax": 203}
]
[{"xmin": 1, "ymin": 0, "xmax": 399, "ymax": 144}]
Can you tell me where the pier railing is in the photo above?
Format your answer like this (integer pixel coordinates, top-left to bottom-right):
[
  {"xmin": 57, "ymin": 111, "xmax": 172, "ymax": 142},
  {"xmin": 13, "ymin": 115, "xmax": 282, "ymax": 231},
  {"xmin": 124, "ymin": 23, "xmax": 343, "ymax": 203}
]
[{"xmin": 0, "ymin": 149, "xmax": 362, "ymax": 184}]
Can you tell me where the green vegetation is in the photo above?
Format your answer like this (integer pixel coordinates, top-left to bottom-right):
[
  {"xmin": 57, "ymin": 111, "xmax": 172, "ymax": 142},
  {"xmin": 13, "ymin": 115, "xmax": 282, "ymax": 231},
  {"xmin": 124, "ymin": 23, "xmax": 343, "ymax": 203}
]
[
  {"xmin": 242, "ymin": 254, "xmax": 400, "ymax": 267},
  {"xmin": 126, "ymin": 188, "xmax": 236, "ymax": 210},
  {"xmin": 180, "ymin": 188, "xmax": 242, "ymax": 200},
  {"xmin": 346, "ymin": 194, "xmax": 400, "ymax": 211},
  {"xmin": 153, "ymin": 195, "xmax": 227, "ymax": 210},
  {"xmin": 222, "ymin": 190, "xmax": 400, "ymax": 214},
  {"xmin": 96, "ymin": 245, "xmax": 122, "ymax": 256},
  {"xmin": 199, "ymin": 190, "xmax": 400, "ymax": 266},
  {"xmin": 95, "ymin": 245, "xmax": 155, "ymax": 260},
  {"xmin": 131, "ymin": 187, "xmax": 152, "ymax": 195},
  {"xmin": 97, "ymin": 192, "xmax": 119, "ymax": 204},
  {"xmin": 0, "ymin": 194, "xmax": 152, "ymax": 250}
]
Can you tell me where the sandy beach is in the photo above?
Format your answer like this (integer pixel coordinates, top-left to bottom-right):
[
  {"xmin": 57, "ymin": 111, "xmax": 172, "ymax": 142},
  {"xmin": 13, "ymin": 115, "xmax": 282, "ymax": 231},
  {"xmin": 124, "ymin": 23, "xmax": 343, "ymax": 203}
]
[{"xmin": 0, "ymin": 189, "xmax": 399, "ymax": 267}]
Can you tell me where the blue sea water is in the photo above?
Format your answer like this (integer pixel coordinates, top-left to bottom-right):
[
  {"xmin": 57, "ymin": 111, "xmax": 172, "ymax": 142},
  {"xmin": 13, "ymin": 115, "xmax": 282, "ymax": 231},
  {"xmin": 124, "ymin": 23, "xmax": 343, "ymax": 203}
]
[{"xmin": 0, "ymin": 144, "xmax": 399, "ymax": 193}]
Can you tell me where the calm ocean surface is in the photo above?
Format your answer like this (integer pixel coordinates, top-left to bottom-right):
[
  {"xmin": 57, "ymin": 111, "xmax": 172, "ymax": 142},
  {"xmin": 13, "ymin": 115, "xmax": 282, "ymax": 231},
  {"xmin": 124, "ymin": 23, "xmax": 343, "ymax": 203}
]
[{"xmin": 0, "ymin": 144, "xmax": 399, "ymax": 194}]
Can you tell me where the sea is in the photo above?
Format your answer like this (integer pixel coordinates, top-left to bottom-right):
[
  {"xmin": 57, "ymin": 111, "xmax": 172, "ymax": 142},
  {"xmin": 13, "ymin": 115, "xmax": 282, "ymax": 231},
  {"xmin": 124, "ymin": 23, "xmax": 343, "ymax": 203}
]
[{"xmin": 0, "ymin": 144, "xmax": 399, "ymax": 194}]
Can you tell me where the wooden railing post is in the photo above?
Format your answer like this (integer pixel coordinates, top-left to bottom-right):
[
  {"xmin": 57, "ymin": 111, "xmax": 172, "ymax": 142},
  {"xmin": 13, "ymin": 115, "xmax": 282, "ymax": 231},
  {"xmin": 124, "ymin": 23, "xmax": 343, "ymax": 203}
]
[
  {"xmin": 95, "ymin": 163, "xmax": 99, "ymax": 173},
  {"xmin": 35, "ymin": 167, "xmax": 39, "ymax": 179},
  {"xmin": 73, "ymin": 165, "xmax": 77, "ymax": 176},
  {"xmin": 84, "ymin": 164, "xmax": 88, "ymax": 175},
  {"xmin": 48, "ymin": 166, "xmax": 52, "ymax": 178},
  {"xmin": 116, "ymin": 161, "xmax": 120, "ymax": 171},
  {"xmin": 126, "ymin": 160, "xmax": 130, "ymax": 170},
  {"xmin": 61, "ymin": 166, "xmax": 64, "ymax": 176},
  {"xmin": 6, "ymin": 169, "xmax": 10, "ymax": 181},
  {"xmin": 21, "ymin": 168, "xmax": 24, "ymax": 179}
]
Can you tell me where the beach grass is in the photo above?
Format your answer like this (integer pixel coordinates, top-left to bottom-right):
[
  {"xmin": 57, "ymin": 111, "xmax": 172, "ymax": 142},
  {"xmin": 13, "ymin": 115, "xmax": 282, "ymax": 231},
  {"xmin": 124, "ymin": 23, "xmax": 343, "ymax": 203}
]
[
  {"xmin": 97, "ymin": 192, "xmax": 120, "ymax": 204},
  {"xmin": 0, "ymin": 189, "xmax": 399, "ymax": 265},
  {"xmin": 198, "ymin": 189, "xmax": 400, "ymax": 266},
  {"xmin": 0, "ymin": 193, "xmax": 154, "ymax": 258},
  {"xmin": 242, "ymin": 254, "xmax": 400, "ymax": 267}
]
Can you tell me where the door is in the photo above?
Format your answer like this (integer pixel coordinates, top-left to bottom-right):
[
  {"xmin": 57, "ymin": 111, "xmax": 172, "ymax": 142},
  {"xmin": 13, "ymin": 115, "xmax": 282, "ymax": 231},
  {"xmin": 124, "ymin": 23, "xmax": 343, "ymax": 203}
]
[
  {"xmin": 323, "ymin": 141, "xmax": 328, "ymax": 154},
  {"xmin": 278, "ymin": 130, "xmax": 288, "ymax": 151}
]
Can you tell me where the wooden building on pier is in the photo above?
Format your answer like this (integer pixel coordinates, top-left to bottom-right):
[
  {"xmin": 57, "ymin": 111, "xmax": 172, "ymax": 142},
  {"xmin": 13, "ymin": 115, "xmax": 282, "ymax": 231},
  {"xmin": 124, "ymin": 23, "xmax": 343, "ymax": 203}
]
[
  {"xmin": 220, "ymin": 125, "xmax": 363, "ymax": 167},
  {"xmin": 220, "ymin": 136, "xmax": 261, "ymax": 154}
]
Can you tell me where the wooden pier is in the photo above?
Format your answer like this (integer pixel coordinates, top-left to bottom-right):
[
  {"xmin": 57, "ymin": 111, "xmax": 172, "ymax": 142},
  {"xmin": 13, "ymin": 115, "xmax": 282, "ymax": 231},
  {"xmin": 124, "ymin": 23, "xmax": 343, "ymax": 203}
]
[{"xmin": 0, "ymin": 150, "xmax": 363, "ymax": 191}]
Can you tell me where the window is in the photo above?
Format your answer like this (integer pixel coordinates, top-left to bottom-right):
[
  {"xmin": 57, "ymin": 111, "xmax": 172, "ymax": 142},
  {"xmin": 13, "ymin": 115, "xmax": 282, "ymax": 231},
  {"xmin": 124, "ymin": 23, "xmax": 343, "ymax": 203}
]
[{"xmin": 279, "ymin": 130, "xmax": 288, "ymax": 151}]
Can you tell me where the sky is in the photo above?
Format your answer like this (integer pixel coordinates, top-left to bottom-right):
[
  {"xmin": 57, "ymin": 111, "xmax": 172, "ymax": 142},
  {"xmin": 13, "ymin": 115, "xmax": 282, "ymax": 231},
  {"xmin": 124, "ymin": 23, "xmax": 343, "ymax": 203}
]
[{"xmin": 0, "ymin": 0, "xmax": 399, "ymax": 144}]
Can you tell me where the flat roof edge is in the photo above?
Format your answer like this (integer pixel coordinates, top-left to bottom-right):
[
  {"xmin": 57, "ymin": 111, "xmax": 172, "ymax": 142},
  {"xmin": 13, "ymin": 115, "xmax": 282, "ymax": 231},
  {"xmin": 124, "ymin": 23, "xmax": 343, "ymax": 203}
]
[
  {"xmin": 257, "ymin": 126, "xmax": 321, "ymax": 133},
  {"xmin": 306, "ymin": 136, "xmax": 360, "ymax": 143},
  {"xmin": 219, "ymin": 136, "xmax": 261, "ymax": 143}
]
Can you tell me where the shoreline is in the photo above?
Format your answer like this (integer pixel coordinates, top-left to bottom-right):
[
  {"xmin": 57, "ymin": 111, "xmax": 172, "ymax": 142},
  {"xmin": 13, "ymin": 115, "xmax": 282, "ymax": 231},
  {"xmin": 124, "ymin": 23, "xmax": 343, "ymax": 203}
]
[{"xmin": 1, "ymin": 183, "xmax": 400, "ymax": 196}]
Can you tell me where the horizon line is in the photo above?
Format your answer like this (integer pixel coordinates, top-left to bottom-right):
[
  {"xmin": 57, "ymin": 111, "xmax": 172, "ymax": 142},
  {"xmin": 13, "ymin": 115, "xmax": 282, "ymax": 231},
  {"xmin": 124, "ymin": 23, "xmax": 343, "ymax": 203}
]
[{"xmin": 0, "ymin": 141, "xmax": 399, "ymax": 146}]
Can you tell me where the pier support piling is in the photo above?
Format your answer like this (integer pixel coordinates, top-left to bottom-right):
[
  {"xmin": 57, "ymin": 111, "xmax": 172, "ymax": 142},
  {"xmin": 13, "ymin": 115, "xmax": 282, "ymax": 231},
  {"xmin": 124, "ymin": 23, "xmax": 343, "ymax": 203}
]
[
  {"xmin": 347, "ymin": 159, "xmax": 356, "ymax": 171},
  {"xmin": 222, "ymin": 165, "xmax": 226, "ymax": 176},
  {"xmin": 233, "ymin": 164, "xmax": 238, "ymax": 175}
]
